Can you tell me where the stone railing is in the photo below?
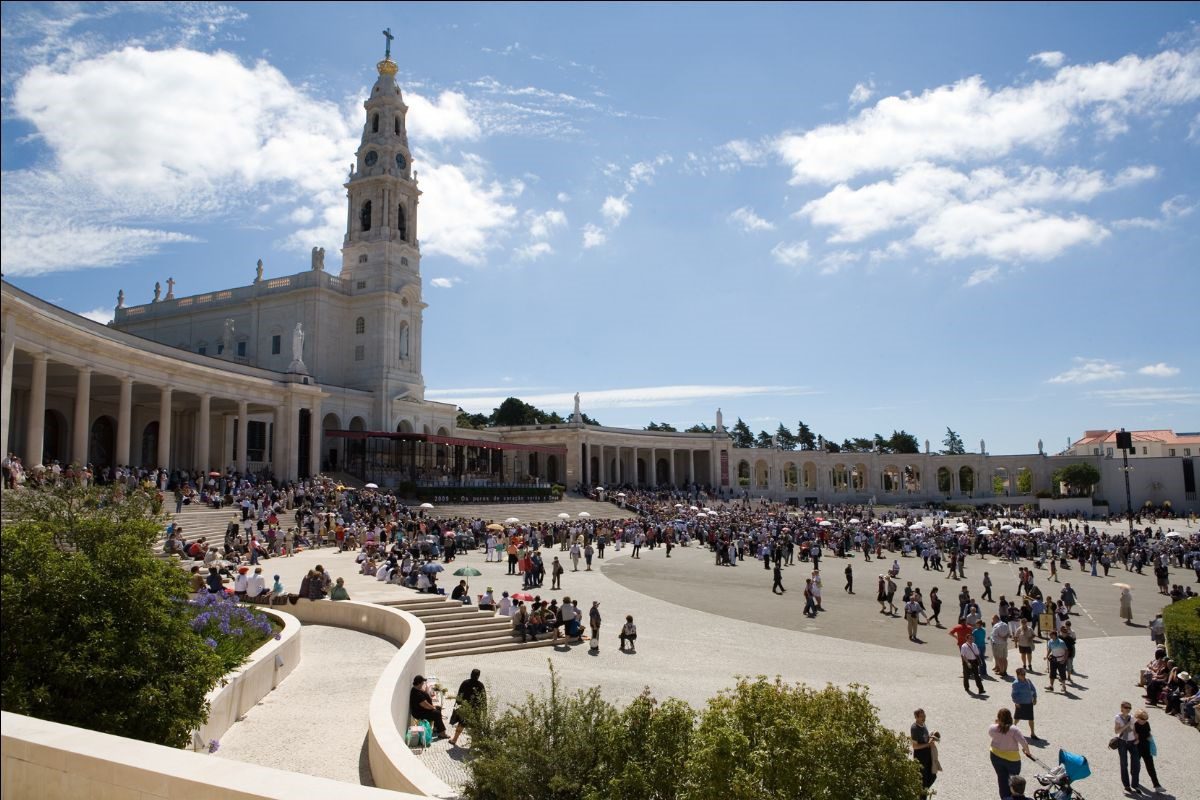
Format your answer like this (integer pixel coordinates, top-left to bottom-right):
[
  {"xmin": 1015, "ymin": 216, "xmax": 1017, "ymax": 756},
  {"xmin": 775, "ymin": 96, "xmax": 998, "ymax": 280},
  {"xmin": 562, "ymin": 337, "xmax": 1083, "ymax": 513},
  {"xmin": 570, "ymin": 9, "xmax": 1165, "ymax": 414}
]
[
  {"xmin": 1, "ymin": 600, "xmax": 455, "ymax": 799},
  {"xmin": 115, "ymin": 271, "xmax": 350, "ymax": 323},
  {"xmin": 194, "ymin": 606, "xmax": 301, "ymax": 749}
]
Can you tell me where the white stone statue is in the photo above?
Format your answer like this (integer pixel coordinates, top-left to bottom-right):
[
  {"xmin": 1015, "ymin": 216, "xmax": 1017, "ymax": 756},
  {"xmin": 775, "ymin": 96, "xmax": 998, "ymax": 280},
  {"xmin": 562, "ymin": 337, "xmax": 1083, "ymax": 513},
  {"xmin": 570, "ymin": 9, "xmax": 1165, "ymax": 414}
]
[
  {"xmin": 116, "ymin": 289, "xmax": 124, "ymax": 309},
  {"xmin": 152, "ymin": 281, "xmax": 161, "ymax": 302},
  {"xmin": 980, "ymin": 439, "xmax": 986, "ymax": 454},
  {"xmin": 573, "ymin": 392, "xmax": 581, "ymax": 421},
  {"xmin": 715, "ymin": 408, "xmax": 725, "ymax": 432},
  {"xmin": 165, "ymin": 277, "xmax": 175, "ymax": 300},
  {"xmin": 255, "ymin": 259, "xmax": 264, "ymax": 283},
  {"xmin": 221, "ymin": 319, "xmax": 235, "ymax": 354},
  {"xmin": 311, "ymin": 246, "xmax": 325, "ymax": 271},
  {"xmin": 1038, "ymin": 439, "xmax": 1044, "ymax": 455},
  {"xmin": 292, "ymin": 322, "xmax": 305, "ymax": 362},
  {"xmin": 399, "ymin": 324, "xmax": 410, "ymax": 359}
]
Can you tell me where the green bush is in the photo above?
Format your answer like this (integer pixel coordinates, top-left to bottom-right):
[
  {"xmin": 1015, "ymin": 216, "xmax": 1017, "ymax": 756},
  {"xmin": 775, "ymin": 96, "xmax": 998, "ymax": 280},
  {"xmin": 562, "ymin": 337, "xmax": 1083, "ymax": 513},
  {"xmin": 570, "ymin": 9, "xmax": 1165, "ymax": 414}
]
[
  {"xmin": 462, "ymin": 666, "xmax": 921, "ymax": 800},
  {"xmin": 1, "ymin": 484, "xmax": 226, "ymax": 747},
  {"xmin": 1164, "ymin": 597, "xmax": 1200, "ymax": 675}
]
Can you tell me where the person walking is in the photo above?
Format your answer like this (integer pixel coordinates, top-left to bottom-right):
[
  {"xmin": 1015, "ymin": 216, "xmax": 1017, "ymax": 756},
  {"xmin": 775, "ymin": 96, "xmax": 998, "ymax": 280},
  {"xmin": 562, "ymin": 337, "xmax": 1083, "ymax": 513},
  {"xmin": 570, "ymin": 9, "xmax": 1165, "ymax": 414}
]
[
  {"xmin": 988, "ymin": 708, "xmax": 1031, "ymax": 800},
  {"xmin": 772, "ymin": 561, "xmax": 786, "ymax": 595},
  {"xmin": 1015, "ymin": 619, "xmax": 1036, "ymax": 673},
  {"xmin": 448, "ymin": 668, "xmax": 486, "ymax": 747},
  {"xmin": 910, "ymin": 708, "xmax": 940, "ymax": 797},
  {"xmin": 905, "ymin": 596, "xmax": 924, "ymax": 641},
  {"xmin": 1114, "ymin": 700, "xmax": 1140, "ymax": 793},
  {"xmin": 803, "ymin": 578, "xmax": 817, "ymax": 617},
  {"xmin": 550, "ymin": 557, "xmax": 564, "ymax": 590},
  {"xmin": 1010, "ymin": 668, "xmax": 1040, "ymax": 741},
  {"xmin": 961, "ymin": 636, "xmax": 986, "ymax": 695},
  {"xmin": 1131, "ymin": 708, "xmax": 1164, "ymax": 793},
  {"xmin": 1045, "ymin": 631, "xmax": 1069, "ymax": 692},
  {"xmin": 992, "ymin": 614, "xmax": 1012, "ymax": 679},
  {"xmin": 1119, "ymin": 585, "xmax": 1134, "ymax": 625},
  {"xmin": 929, "ymin": 587, "xmax": 943, "ymax": 627},
  {"xmin": 983, "ymin": 571, "xmax": 994, "ymax": 602},
  {"xmin": 588, "ymin": 601, "xmax": 601, "ymax": 652},
  {"xmin": 844, "ymin": 562, "xmax": 854, "ymax": 594}
]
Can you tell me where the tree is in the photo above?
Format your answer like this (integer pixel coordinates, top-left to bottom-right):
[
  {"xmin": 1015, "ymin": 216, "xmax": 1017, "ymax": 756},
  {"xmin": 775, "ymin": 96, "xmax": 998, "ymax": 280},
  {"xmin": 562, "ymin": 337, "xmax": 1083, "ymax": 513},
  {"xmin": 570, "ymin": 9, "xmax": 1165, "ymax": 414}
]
[
  {"xmin": 755, "ymin": 430, "xmax": 775, "ymax": 449},
  {"xmin": 457, "ymin": 407, "xmax": 489, "ymax": 429},
  {"xmin": 685, "ymin": 423, "xmax": 715, "ymax": 434},
  {"xmin": 888, "ymin": 430, "xmax": 921, "ymax": 454},
  {"xmin": 941, "ymin": 428, "xmax": 966, "ymax": 455},
  {"xmin": 796, "ymin": 421, "xmax": 816, "ymax": 451},
  {"xmin": 775, "ymin": 424, "xmax": 797, "ymax": 451},
  {"xmin": 1052, "ymin": 463, "xmax": 1101, "ymax": 497},
  {"xmin": 646, "ymin": 421, "xmax": 678, "ymax": 432},
  {"xmin": 730, "ymin": 418, "xmax": 755, "ymax": 449},
  {"xmin": 1, "ymin": 485, "xmax": 226, "ymax": 747},
  {"xmin": 686, "ymin": 677, "xmax": 922, "ymax": 800},
  {"xmin": 490, "ymin": 397, "xmax": 544, "ymax": 426}
]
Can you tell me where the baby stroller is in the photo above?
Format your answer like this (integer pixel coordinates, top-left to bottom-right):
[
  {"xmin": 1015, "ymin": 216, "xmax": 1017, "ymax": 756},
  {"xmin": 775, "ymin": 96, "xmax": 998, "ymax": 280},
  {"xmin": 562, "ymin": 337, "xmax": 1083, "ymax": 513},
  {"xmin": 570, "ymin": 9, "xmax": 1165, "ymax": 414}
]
[{"xmin": 1032, "ymin": 749, "xmax": 1090, "ymax": 800}]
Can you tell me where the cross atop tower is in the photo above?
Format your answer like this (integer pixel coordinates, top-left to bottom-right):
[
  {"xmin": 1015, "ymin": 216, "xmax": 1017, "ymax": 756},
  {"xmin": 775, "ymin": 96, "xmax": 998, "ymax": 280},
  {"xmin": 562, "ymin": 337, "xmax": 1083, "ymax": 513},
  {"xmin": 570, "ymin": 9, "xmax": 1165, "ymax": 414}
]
[{"xmin": 382, "ymin": 28, "xmax": 394, "ymax": 59}]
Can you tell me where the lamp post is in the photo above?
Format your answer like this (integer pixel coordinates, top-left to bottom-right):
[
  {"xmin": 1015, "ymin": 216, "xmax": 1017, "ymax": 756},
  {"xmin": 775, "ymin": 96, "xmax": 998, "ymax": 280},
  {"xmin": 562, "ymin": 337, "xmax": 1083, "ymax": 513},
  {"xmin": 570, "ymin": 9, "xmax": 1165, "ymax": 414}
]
[{"xmin": 1119, "ymin": 428, "xmax": 1134, "ymax": 535}]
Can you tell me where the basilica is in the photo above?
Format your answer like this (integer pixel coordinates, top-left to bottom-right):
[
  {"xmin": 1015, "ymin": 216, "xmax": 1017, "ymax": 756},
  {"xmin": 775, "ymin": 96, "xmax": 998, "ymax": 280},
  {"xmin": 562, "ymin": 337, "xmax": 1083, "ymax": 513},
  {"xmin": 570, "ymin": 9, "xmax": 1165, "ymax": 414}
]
[{"xmin": 2, "ymin": 51, "xmax": 1195, "ymax": 513}]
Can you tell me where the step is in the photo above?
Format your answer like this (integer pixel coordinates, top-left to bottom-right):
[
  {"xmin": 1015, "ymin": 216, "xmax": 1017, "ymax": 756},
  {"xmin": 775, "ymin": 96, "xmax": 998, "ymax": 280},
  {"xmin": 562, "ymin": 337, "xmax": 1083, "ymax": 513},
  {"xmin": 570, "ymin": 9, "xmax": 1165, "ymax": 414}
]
[
  {"xmin": 409, "ymin": 608, "xmax": 493, "ymax": 623},
  {"xmin": 427, "ymin": 633, "xmax": 524, "ymax": 654},
  {"xmin": 427, "ymin": 625, "xmax": 519, "ymax": 646},
  {"xmin": 380, "ymin": 597, "xmax": 459, "ymax": 611},
  {"xmin": 427, "ymin": 638, "xmax": 562, "ymax": 659},
  {"xmin": 423, "ymin": 617, "xmax": 511, "ymax": 633}
]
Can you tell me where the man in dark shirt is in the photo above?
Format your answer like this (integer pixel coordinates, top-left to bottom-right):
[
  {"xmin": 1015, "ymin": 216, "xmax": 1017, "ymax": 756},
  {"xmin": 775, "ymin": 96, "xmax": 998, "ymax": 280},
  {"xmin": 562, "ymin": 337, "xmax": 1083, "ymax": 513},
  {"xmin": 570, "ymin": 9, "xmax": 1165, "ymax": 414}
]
[
  {"xmin": 449, "ymin": 668, "xmax": 486, "ymax": 746},
  {"xmin": 410, "ymin": 675, "xmax": 447, "ymax": 739}
]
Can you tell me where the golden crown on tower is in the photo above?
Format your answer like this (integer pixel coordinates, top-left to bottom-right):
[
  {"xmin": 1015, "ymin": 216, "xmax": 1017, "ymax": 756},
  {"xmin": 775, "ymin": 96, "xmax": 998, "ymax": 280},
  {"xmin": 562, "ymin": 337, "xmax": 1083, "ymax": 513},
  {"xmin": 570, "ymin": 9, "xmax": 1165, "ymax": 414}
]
[{"xmin": 377, "ymin": 57, "xmax": 398, "ymax": 77}]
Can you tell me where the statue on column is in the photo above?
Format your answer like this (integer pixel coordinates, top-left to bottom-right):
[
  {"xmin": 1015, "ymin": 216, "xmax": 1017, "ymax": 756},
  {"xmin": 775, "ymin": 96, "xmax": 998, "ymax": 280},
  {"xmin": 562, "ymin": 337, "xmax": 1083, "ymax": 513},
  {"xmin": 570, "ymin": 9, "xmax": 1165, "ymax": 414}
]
[
  {"xmin": 925, "ymin": 439, "xmax": 930, "ymax": 454},
  {"xmin": 572, "ymin": 392, "xmax": 582, "ymax": 422},
  {"xmin": 255, "ymin": 259, "xmax": 264, "ymax": 283},
  {"xmin": 152, "ymin": 281, "xmax": 161, "ymax": 302},
  {"xmin": 1038, "ymin": 439, "xmax": 1044, "ymax": 455},
  {"xmin": 292, "ymin": 322, "xmax": 305, "ymax": 363},
  {"xmin": 311, "ymin": 246, "xmax": 325, "ymax": 271},
  {"xmin": 116, "ymin": 289, "xmax": 124, "ymax": 309},
  {"xmin": 980, "ymin": 439, "xmax": 986, "ymax": 455},
  {"xmin": 221, "ymin": 319, "xmax": 235, "ymax": 355},
  {"xmin": 715, "ymin": 408, "xmax": 725, "ymax": 432},
  {"xmin": 165, "ymin": 277, "xmax": 175, "ymax": 300}
]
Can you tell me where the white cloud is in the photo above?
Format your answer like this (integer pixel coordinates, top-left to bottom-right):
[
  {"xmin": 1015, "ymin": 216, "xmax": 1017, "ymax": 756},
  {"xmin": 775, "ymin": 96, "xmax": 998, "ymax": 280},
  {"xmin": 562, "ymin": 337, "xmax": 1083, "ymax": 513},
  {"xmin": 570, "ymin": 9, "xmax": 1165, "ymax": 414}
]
[
  {"xmin": 911, "ymin": 204, "xmax": 1108, "ymax": 262},
  {"xmin": 774, "ymin": 49, "xmax": 1200, "ymax": 185},
  {"xmin": 849, "ymin": 80, "xmax": 875, "ymax": 106},
  {"xmin": 624, "ymin": 155, "xmax": 671, "ymax": 192},
  {"xmin": 601, "ymin": 195, "xmax": 631, "ymax": 226},
  {"xmin": 1138, "ymin": 363, "xmax": 1181, "ymax": 377},
  {"xmin": 818, "ymin": 250, "xmax": 860, "ymax": 275},
  {"xmin": 1029, "ymin": 51, "xmax": 1066, "ymax": 68},
  {"xmin": 404, "ymin": 90, "xmax": 480, "ymax": 142},
  {"xmin": 78, "ymin": 306, "xmax": 115, "ymax": 324},
  {"xmin": 719, "ymin": 139, "xmax": 768, "ymax": 167},
  {"xmin": 1161, "ymin": 194, "xmax": 1196, "ymax": 218},
  {"xmin": 771, "ymin": 241, "xmax": 811, "ymax": 267},
  {"xmin": 409, "ymin": 155, "xmax": 518, "ymax": 265},
  {"xmin": 436, "ymin": 384, "xmax": 817, "ymax": 414},
  {"xmin": 1087, "ymin": 387, "xmax": 1200, "ymax": 405},
  {"xmin": 582, "ymin": 223, "xmax": 606, "ymax": 249},
  {"xmin": 1048, "ymin": 357, "xmax": 1125, "ymax": 384},
  {"xmin": 0, "ymin": 212, "xmax": 199, "ymax": 276},
  {"xmin": 556, "ymin": 192, "xmax": 571, "ymax": 203},
  {"xmin": 728, "ymin": 207, "xmax": 775, "ymax": 232},
  {"xmin": 429, "ymin": 277, "xmax": 461, "ymax": 289},
  {"xmin": 964, "ymin": 266, "xmax": 1000, "ymax": 287},
  {"xmin": 528, "ymin": 209, "xmax": 567, "ymax": 239},
  {"xmin": 514, "ymin": 241, "xmax": 553, "ymax": 261}
]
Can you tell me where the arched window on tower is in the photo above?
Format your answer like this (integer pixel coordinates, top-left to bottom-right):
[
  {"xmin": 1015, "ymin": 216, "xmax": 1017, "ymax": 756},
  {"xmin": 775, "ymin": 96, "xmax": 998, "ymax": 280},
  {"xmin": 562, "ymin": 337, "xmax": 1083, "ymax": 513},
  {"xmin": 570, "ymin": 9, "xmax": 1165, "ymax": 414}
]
[
  {"xmin": 355, "ymin": 317, "xmax": 365, "ymax": 335},
  {"xmin": 372, "ymin": 113, "xmax": 379, "ymax": 133},
  {"xmin": 360, "ymin": 201, "xmax": 372, "ymax": 232},
  {"xmin": 395, "ymin": 116, "xmax": 400, "ymax": 135},
  {"xmin": 397, "ymin": 204, "xmax": 407, "ymax": 242}
]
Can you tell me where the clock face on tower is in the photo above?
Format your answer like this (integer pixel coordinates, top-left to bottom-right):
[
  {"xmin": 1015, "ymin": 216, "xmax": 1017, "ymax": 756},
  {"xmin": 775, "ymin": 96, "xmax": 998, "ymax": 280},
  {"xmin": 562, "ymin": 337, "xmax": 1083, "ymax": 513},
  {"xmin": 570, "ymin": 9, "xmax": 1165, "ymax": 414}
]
[
  {"xmin": 365, "ymin": 150, "xmax": 378, "ymax": 167},
  {"xmin": 395, "ymin": 153, "xmax": 407, "ymax": 170}
]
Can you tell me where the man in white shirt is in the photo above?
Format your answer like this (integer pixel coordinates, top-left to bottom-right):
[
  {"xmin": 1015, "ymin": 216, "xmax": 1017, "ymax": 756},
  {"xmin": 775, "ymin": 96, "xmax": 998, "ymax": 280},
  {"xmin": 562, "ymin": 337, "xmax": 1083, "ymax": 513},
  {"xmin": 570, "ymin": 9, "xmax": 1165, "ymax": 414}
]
[
  {"xmin": 992, "ymin": 614, "xmax": 1012, "ymax": 678},
  {"xmin": 246, "ymin": 566, "xmax": 267, "ymax": 599},
  {"xmin": 960, "ymin": 639, "xmax": 985, "ymax": 695}
]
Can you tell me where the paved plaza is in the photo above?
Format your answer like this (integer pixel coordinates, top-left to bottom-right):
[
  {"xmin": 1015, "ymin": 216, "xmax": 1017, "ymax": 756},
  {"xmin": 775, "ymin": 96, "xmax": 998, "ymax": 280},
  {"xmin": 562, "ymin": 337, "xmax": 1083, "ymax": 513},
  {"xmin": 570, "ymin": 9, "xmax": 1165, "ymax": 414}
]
[{"xmin": 207, "ymin": 501, "xmax": 1198, "ymax": 800}]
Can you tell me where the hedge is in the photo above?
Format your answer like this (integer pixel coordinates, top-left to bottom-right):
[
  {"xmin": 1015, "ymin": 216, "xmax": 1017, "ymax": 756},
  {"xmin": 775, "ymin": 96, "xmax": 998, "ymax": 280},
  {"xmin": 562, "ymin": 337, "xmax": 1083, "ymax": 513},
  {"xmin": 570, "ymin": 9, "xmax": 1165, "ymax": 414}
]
[{"xmin": 1163, "ymin": 596, "xmax": 1200, "ymax": 675}]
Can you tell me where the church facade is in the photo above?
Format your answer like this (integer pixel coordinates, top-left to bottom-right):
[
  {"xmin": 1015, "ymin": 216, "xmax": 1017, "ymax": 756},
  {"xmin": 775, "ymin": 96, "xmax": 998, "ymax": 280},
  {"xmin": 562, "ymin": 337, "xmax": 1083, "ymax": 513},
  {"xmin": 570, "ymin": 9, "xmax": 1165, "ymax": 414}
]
[{"xmin": 2, "ymin": 51, "xmax": 1195, "ymax": 512}]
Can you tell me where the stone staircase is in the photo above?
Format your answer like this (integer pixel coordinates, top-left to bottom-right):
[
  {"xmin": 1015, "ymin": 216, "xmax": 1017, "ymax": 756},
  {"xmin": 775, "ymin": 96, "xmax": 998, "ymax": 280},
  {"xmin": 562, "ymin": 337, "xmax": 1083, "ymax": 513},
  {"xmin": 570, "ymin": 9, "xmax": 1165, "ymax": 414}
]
[{"xmin": 379, "ymin": 595, "xmax": 560, "ymax": 659}]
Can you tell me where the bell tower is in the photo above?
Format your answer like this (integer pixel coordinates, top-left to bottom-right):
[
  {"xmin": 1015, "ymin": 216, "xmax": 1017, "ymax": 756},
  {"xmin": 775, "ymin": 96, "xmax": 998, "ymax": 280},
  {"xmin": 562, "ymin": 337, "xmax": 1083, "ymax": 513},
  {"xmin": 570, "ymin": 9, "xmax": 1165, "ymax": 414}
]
[{"xmin": 339, "ymin": 30, "xmax": 426, "ymax": 420}]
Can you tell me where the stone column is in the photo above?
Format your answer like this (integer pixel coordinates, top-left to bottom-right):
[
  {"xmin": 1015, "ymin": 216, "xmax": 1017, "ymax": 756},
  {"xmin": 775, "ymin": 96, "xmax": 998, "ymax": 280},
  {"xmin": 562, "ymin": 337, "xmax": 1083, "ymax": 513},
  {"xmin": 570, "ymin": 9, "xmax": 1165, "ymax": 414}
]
[
  {"xmin": 273, "ymin": 403, "xmax": 287, "ymax": 477},
  {"xmin": 196, "ymin": 394, "xmax": 211, "ymax": 473},
  {"xmin": 308, "ymin": 402, "xmax": 322, "ymax": 477},
  {"xmin": 117, "ymin": 376, "xmax": 133, "ymax": 466},
  {"xmin": 0, "ymin": 336, "xmax": 14, "ymax": 459},
  {"xmin": 72, "ymin": 367, "xmax": 92, "ymax": 464},
  {"xmin": 286, "ymin": 397, "xmax": 300, "ymax": 481},
  {"xmin": 26, "ymin": 353, "xmax": 48, "ymax": 466},
  {"xmin": 688, "ymin": 449, "xmax": 694, "ymax": 486},
  {"xmin": 670, "ymin": 449, "xmax": 678, "ymax": 487},
  {"xmin": 236, "ymin": 400, "xmax": 249, "ymax": 473},
  {"xmin": 582, "ymin": 440, "xmax": 589, "ymax": 485},
  {"xmin": 157, "ymin": 386, "xmax": 172, "ymax": 469}
]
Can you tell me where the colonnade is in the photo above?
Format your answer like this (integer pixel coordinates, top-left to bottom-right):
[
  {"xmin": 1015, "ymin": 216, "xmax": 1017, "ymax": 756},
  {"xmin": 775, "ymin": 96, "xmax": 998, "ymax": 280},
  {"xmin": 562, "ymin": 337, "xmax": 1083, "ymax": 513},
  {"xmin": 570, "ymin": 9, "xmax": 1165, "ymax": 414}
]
[{"xmin": 578, "ymin": 439, "xmax": 716, "ymax": 489}]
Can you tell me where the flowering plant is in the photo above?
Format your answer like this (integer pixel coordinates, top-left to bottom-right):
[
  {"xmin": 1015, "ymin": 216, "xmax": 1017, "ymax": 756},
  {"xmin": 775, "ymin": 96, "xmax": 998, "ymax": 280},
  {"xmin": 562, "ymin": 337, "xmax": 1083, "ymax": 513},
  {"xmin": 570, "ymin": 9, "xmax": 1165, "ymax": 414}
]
[{"xmin": 186, "ymin": 592, "xmax": 276, "ymax": 671}]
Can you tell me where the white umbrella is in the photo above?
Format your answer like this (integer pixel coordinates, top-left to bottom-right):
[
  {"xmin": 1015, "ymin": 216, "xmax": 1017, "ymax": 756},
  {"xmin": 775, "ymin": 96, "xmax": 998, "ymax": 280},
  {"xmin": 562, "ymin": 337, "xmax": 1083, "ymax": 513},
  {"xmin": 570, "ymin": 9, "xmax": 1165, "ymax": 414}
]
[
  {"xmin": 819, "ymin": 520, "xmax": 833, "ymax": 527},
  {"xmin": 978, "ymin": 530, "xmax": 995, "ymax": 535},
  {"xmin": 1030, "ymin": 527, "xmax": 1045, "ymax": 534},
  {"xmin": 578, "ymin": 511, "xmax": 591, "ymax": 518},
  {"xmin": 616, "ymin": 492, "xmax": 627, "ymax": 497},
  {"xmin": 690, "ymin": 506, "xmax": 699, "ymax": 511},
  {"xmin": 954, "ymin": 524, "xmax": 970, "ymax": 532},
  {"xmin": 1165, "ymin": 531, "xmax": 1182, "ymax": 538},
  {"xmin": 594, "ymin": 486, "xmax": 605, "ymax": 491},
  {"xmin": 419, "ymin": 502, "xmax": 434, "ymax": 509},
  {"xmin": 1012, "ymin": 528, "xmax": 1028, "ymax": 535},
  {"xmin": 365, "ymin": 482, "xmax": 379, "ymax": 489},
  {"xmin": 504, "ymin": 517, "xmax": 520, "ymax": 524},
  {"xmin": 976, "ymin": 526, "xmax": 990, "ymax": 533},
  {"xmin": 557, "ymin": 512, "xmax": 570, "ymax": 519},
  {"xmin": 675, "ymin": 504, "xmax": 685, "ymax": 508},
  {"xmin": 909, "ymin": 523, "xmax": 925, "ymax": 531},
  {"xmin": 1001, "ymin": 524, "xmax": 1014, "ymax": 532},
  {"xmin": 848, "ymin": 518, "xmax": 861, "ymax": 524}
]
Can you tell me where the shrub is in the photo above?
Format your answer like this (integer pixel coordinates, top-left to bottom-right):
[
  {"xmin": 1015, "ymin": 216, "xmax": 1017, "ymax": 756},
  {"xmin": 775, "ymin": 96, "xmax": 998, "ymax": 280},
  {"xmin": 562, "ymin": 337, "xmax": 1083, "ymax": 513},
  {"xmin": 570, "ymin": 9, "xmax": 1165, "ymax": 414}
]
[
  {"xmin": 1, "ymin": 485, "xmax": 224, "ymax": 747},
  {"xmin": 1164, "ymin": 597, "xmax": 1200, "ymax": 675},
  {"xmin": 187, "ymin": 593, "xmax": 277, "ymax": 672}
]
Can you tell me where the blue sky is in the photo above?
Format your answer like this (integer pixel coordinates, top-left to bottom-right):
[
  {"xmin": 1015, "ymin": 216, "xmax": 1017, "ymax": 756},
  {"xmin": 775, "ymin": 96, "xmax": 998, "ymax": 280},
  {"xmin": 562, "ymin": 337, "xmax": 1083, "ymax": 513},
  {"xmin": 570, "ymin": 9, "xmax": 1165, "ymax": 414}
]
[{"xmin": 2, "ymin": 2, "xmax": 1197, "ymax": 454}]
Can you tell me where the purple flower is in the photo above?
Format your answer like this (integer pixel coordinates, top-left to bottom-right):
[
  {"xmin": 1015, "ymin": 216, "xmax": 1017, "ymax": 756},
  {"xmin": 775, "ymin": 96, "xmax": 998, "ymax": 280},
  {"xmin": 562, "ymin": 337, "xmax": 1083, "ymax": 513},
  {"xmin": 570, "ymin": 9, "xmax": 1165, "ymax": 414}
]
[
  {"xmin": 204, "ymin": 637, "xmax": 218, "ymax": 648},
  {"xmin": 208, "ymin": 739, "xmax": 220, "ymax": 753}
]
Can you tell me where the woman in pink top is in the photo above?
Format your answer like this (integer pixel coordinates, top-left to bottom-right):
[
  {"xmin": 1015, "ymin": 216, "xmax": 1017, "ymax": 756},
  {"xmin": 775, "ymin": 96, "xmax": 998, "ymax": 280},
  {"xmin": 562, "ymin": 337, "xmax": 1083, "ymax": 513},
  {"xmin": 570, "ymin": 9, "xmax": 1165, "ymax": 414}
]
[{"xmin": 988, "ymin": 708, "xmax": 1032, "ymax": 799}]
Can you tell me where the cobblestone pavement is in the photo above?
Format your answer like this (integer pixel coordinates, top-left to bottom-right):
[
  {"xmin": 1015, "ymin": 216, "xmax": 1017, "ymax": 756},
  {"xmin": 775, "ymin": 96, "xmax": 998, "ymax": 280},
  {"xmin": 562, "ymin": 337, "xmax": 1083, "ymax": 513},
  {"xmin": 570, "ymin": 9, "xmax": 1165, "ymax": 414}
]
[{"xmin": 220, "ymin": 508, "xmax": 1198, "ymax": 799}]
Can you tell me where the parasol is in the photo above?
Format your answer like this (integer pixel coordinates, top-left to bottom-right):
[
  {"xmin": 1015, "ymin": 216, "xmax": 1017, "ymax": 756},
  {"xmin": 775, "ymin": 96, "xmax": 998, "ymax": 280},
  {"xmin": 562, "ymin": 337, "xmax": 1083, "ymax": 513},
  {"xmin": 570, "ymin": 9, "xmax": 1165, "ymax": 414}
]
[
  {"xmin": 365, "ymin": 482, "xmax": 379, "ymax": 489},
  {"xmin": 578, "ymin": 511, "xmax": 591, "ymax": 518},
  {"xmin": 505, "ymin": 517, "xmax": 520, "ymax": 524},
  {"xmin": 421, "ymin": 562, "xmax": 445, "ymax": 573},
  {"xmin": 557, "ymin": 512, "xmax": 571, "ymax": 519},
  {"xmin": 420, "ymin": 502, "xmax": 434, "ymax": 509},
  {"xmin": 486, "ymin": 523, "xmax": 505, "ymax": 531},
  {"xmin": 453, "ymin": 567, "xmax": 482, "ymax": 576}
]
